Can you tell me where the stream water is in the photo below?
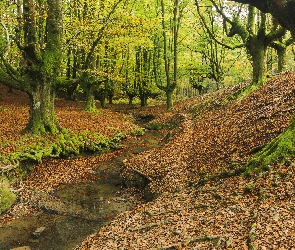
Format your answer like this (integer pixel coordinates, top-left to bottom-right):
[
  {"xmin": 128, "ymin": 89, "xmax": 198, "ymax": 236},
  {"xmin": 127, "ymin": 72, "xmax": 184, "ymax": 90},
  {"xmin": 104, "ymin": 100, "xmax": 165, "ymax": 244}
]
[{"xmin": 0, "ymin": 131, "xmax": 162, "ymax": 250}]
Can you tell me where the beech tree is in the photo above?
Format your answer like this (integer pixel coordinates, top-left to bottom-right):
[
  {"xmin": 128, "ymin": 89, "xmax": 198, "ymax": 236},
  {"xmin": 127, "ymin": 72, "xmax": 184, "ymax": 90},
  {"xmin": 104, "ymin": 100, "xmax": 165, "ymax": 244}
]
[
  {"xmin": 230, "ymin": 0, "xmax": 295, "ymax": 36},
  {"xmin": 0, "ymin": 0, "xmax": 62, "ymax": 134},
  {"xmin": 196, "ymin": 1, "xmax": 286, "ymax": 84},
  {"xmin": 163, "ymin": 0, "xmax": 183, "ymax": 110}
]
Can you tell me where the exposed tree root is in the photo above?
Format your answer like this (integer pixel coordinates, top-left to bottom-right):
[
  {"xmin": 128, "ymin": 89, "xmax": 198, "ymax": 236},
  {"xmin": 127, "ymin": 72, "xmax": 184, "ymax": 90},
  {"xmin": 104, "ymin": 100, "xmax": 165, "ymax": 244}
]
[
  {"xmin": 161, "ymin": 234, "xmax": 223, "ymax": 249},
  {"xmin": 246, "ymin": 115, "xmax": 295, "ymax": 173}
]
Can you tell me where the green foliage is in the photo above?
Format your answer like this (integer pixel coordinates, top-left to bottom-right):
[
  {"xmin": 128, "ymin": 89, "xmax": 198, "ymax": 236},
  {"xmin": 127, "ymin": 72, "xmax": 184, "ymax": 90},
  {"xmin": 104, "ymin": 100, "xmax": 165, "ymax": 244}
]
[
  {"xmin": 0, "ymin": 177, "xmax": 16, "ymax": 214},
  {"xmin": 145, "ymin": 120, "xmax": 181, "ymax": 131}
]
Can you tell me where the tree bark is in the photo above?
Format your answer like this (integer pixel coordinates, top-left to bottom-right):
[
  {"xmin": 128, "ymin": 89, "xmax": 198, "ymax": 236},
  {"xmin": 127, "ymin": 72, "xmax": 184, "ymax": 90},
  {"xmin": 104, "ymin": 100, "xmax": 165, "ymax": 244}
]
[
  {"xmin": 247, "ymin": 37, "xmax": 266, "ymax": 83},
  {"xmin": 166, "ymin": 90, "xmax": 173, "ymax": 111},
  {"xmin": 84, "ymin": 84, "xmax": 97, "ymax": 111}
]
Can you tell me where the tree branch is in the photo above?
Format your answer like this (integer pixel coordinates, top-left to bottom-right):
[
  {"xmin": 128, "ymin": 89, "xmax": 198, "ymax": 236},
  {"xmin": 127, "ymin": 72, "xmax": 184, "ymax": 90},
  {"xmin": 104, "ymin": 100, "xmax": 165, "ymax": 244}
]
[{"xmin": 195, "ymin": 1, "xmax": 244, "ymax": 50}]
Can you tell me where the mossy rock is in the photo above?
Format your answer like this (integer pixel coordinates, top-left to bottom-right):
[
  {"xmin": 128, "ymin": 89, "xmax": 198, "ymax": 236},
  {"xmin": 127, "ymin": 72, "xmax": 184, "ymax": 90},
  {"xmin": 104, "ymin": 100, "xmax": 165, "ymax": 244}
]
[
  {"xmin": 145, "ymin": 122, "xmax": 164, "ymax": 131},
  {"xmin": 0, "ymin": 177, "xmax": 17, "ymax": 214}
]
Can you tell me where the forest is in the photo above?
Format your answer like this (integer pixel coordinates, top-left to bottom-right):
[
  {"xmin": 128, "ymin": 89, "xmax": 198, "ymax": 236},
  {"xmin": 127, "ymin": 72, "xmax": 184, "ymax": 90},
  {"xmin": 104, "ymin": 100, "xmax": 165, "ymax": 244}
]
[{"xmin": 1, "ymin": 0, "xmax": 295, "ymax": 249}]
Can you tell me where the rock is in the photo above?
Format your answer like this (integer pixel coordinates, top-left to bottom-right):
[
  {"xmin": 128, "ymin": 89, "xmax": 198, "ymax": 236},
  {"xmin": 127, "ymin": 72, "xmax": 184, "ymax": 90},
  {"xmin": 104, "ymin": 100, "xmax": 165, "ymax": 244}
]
[{"xmin": 32, "ymin": 226, "xmax": 46, "ymax": 238}]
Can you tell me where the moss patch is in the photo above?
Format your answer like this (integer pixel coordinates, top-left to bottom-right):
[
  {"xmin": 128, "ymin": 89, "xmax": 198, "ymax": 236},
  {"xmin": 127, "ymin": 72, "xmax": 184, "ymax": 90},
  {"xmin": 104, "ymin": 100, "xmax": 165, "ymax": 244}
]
[
  {"xmin": 0, "ymin": 129, "xmax": 127, "ymax": 166},
  {"xmin": 0, "ymin": 177, "xmax": 16, "ymax": 214},
  {"xmin": 245, "ymin": 115, "xmax": 295, "ymax": 175}
]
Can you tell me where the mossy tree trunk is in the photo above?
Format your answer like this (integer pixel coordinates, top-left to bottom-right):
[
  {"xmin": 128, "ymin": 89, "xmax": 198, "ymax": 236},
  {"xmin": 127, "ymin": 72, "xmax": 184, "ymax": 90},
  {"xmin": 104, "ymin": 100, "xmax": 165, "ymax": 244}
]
[
  {"xmin": 247, "ymin": 36, "xmax": 267, "ymax": 84},
  {"xmin": 277, "ymin": 48, "xmax": 286, "ymax": 73},
  {"xmin": 25, "ymin": 83, "xmax": 61, "ymax": 134},
  {"xmin": 0, "ymin": 0, "xmax": 63, "ymax": 134},
  {"xmin": 270, "ymin": 36, "xmax": 294, "ymax": 73},
  {"xmin": 166, "ymin": 89, "xmax": 173, "ymax": 111},
  {"xmin": 231, "ymin": 0, "xmax": 295, "ymax": 36},
  {"xmin": 84, "ymin": 82, "xmax": 97, "ymax": 111},
  {"xmin": 135, "ymin": 47, "xmax": 151, "ymax": 108},
  {"xmin": 212, "ymin": 4, "xmax": 286, "ymax": 84}
]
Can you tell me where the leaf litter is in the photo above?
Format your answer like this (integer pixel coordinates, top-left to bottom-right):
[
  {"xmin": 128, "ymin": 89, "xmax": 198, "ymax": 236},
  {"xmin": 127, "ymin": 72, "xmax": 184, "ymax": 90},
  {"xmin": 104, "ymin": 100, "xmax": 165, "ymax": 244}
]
[
  {"xmin": 77, "ymin": 70, "xmax": 295, "ymax": 249},
  {"xmin": 1, "ymin": 71, "xmax": 295, "ymax": 249}
]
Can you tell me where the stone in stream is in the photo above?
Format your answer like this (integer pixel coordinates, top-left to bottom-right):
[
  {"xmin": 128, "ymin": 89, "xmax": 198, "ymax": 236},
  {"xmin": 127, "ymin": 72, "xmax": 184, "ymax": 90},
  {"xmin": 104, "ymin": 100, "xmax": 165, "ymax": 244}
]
[{"xmin": 32, "ymin": 226, "xmax": 46, "ymax": 238}]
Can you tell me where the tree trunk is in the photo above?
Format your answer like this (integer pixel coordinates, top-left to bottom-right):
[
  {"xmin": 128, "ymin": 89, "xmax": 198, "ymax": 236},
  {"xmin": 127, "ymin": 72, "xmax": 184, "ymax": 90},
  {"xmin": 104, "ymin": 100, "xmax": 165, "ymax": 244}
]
[
  {"xmin": 25, "ymin": 0, "xmax": 63, "ymax": 134},
  {"xmin": 128, "ymin": 96, "xmax": 133, "ymax": 105},
  {"xmin": 140, "ymin": 95, "xmax": 148, "ymax": 107},
  {"xmin": 248, "ymin": 38, "xmax": 266, "ymax": 84},
  {"xmin": 84, "ymin": 84, "xmax": 97, "ymax": 111},
  {"xmin": 108, "ymin": 94, "xmax": 113, "ymax": 104},
  {"xmin": 25, "ymin": 83, "xmax": 61, "ymax": 134},
  {"xmin": 166, "ymin": 90, "xmax": 173, "ymax": 111},
  {"xmin": 277, "ymin": 48, "xmax": 286, "ymax": 72},
  {"xmin": 99, "ymin": 97, "xmax": 106, "ymax": 109}
]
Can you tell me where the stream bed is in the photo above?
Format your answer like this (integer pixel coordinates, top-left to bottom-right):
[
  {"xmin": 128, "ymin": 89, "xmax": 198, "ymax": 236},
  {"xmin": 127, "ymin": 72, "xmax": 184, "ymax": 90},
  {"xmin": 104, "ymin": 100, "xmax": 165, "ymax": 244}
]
[{"xmin": 0, "ymin": 131, "xmax": 162, "ymax": 250}]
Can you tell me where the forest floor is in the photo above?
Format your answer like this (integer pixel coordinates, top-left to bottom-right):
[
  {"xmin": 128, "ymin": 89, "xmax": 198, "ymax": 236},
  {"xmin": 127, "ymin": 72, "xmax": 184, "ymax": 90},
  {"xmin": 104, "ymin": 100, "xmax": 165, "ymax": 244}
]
[{"xmin": 1, "ymin": 71, "xmax": 295, "ymax": 249}]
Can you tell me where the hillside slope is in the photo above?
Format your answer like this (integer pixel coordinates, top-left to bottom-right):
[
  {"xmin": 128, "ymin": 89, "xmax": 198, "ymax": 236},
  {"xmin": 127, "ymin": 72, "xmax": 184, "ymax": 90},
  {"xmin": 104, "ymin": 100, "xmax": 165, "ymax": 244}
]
[{"xmin": 76, "ymin": 71, "xmax": 295, "ymax": 249}]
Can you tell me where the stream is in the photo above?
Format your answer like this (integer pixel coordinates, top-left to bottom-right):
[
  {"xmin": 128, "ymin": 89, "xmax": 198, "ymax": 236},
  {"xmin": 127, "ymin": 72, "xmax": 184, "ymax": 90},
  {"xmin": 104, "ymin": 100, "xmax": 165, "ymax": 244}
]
[{"xmin": 0, "ymin": 131, "xmax": 163, "ymax": 250}]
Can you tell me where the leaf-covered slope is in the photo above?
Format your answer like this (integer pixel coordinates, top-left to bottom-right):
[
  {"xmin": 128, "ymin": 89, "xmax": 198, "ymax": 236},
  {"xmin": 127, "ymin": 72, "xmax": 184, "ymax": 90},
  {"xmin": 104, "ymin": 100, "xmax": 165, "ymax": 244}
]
[
  {"xmin": 76, "ymin": 70, "xmax": 295, "ymax": 249},
  {"xmin": 124, "ymin": 71, "xmax": 295, "ymax": 194}
]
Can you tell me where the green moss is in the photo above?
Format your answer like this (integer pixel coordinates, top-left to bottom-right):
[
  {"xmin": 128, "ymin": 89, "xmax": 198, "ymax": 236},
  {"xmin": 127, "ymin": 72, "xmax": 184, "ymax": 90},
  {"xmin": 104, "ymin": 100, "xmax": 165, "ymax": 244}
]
[
  {"xmin": 130, "ymin": 127, "xmax": 145, "ymax": 136},
  {"xmin": 0, "ymin": 177, "xmax": 17, "ymax": 214},
  {"xmin": 245, "ymin": 116, "xmax": 295, "ymax": 174},
  {"xmin": 0, "ymin": 129, "xmax": 127, "ymax": 165},
  {"xmin": 145, "ymin": 122, "xmax": 164, "ymax": 131}
]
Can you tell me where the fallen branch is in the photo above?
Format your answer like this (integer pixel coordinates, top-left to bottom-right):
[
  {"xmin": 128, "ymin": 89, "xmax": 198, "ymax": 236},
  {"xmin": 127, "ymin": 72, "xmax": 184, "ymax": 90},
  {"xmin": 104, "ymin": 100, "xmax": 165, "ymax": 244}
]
[
  {"xmin": 247, "ymin": 223, "xmax": 258, "ymax": 250},
  {"xmin": 161, "ymin": 234, "xmax": 223, "ymax": 249},
  {"xmin": 11, "ymin": 181, "xmax": 24, "ymax": 193},
  {"xmin": 184, "ymin": 235, "xmax": 222, "ymax": 246},
  {"xmin": 130, "ymin": 219, "xmax": 171, "ymax": 232},
  {"xmin": 0, "ymin": 161, "xmax": 19, "ymax": 172}
]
